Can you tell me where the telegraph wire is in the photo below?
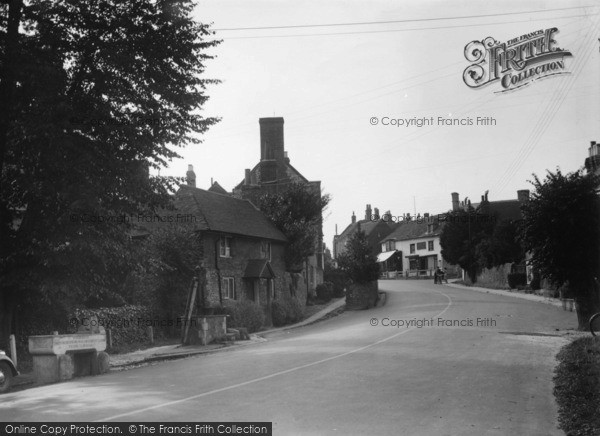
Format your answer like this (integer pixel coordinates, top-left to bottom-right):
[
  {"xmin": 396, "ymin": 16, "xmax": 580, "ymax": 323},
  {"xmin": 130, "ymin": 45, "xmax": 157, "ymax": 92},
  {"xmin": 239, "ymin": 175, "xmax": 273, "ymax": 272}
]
[{"xmin": 214, "ymin": 5, "xmax": 599, "ymax": 31}]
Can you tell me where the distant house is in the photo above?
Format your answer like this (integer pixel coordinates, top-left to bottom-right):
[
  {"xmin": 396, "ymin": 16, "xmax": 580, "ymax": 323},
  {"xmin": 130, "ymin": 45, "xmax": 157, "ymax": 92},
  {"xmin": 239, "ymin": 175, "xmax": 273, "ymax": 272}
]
[
  {"xmin": 232, "ymin": 117, "xmax": 324, "ymax": 296},
  {"xmin": 333, "ymin": 205, "xmax": 396, "ymax": 260},
  {"xmin": 378, "ymin": 214, "xmax": 446, "ymax": 278},
  {"xmin": 170, "ymin": 183, "xmax": 289, "ymax": 320}
]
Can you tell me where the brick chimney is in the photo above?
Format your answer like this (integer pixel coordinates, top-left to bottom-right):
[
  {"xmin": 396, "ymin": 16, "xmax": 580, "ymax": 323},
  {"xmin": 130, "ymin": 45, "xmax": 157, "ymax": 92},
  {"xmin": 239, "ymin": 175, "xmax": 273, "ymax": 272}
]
[
  {"xmin": 517, "ymin": 189, "xmax": 530, "ymax": 203},
  {"xmin": 351, "ymin": 212, "xmax": 356, "ymax": 224},
  {"xmin": 451, "ymin": 192, "xmax": 459, "ymax": 211},
  {"xmin": 365, "ymin": 204, "xmax": 372, "ymax": 221},
  {"xmin": 373, "ymin": 207, "xmax": 380, "ymax": 220},
  {"xmin": 244, "ymin": 169, "xmax": 251, "ymax": 185},
  {"xmin": 186, "ymin": 164, "xmax": 196, "ymax": 187},
  {"xmin": 260, "ymin": 117, "xmax": 285, "ymax": 162}
]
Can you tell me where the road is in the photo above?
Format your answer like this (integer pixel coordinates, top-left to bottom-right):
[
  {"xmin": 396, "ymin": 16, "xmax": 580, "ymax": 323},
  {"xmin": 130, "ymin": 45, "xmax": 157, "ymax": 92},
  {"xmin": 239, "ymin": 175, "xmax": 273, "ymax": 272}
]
[{"xmin": 0, "ymin": 280, "xmax": 577, "ymax": 435}]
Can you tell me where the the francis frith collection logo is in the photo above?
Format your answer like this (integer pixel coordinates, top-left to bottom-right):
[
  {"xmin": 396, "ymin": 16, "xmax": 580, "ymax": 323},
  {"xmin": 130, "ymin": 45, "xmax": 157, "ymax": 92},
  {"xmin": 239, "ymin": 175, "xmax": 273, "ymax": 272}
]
[{"xmin": 463, "ymin": 27, "xmax": 572, "ymax": 93}]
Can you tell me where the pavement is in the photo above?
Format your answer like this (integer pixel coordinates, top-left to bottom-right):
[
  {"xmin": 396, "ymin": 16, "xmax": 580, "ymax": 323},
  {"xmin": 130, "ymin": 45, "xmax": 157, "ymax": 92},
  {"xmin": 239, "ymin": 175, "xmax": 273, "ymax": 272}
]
[
  {"xmin": 2, "ymin": 280, "xmax": 577, "ymax": 435},
  {"xmin": 444, "ymin": 280, "xmax": 572, "ymax": 310},
  {"xmin": 12, "ymin": 296, "xmax": 348, "ymax": 389}
]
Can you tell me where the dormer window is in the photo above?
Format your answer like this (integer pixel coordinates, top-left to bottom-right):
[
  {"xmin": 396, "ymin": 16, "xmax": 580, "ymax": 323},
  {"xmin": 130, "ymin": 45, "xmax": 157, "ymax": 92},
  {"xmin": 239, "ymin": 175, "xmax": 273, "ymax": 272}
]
[{"xmin": 427, "ymin": 223, "xmax": 434, "ymax": 234}]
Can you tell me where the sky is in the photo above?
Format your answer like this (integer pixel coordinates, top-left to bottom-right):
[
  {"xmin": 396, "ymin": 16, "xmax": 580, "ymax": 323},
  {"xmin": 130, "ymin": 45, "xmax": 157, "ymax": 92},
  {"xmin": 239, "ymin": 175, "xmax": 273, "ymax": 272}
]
[{"xmin": 161, "ymin": 0, "xmax": 600, "ymax": 251}]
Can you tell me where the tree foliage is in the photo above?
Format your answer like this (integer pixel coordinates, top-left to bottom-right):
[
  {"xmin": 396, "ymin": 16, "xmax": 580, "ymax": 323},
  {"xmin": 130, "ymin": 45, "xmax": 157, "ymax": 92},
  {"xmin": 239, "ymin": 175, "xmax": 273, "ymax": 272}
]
[
  {"xmin": 337, "ymin": 228, "xmax": 379, "ymax": 284},
  {"xmin": 258, "ymin": 183, "xmax": 329, "ymax": 272},
  {"xmin": 0, "ymin": 0, "xmax": 220, "ymax": 346},
  {"xmin": 519, "ymin": 169, "xmax": 600, "ymax": 330}
]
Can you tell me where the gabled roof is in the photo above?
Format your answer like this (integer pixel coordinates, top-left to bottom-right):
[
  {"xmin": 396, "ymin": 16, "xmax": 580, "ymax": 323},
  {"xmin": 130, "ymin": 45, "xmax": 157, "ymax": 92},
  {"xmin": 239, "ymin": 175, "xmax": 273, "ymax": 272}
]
[
  {"xmin": 381, "ymin": 219, "xmax": 442, "ymax": 243},
  {"xmin": 243, "ymin": 259, "xmax": 276, "ymax": 278},
  {"xmin": 174, "ymin": 185, "xmax": 287, "ymax": 242},
  {"xmin": 338, "ymin": 219, "xmax": 389, "ymax": 239},
  {"xmin": 208, "ymin": 181, "xmax": 229, "ymax": 195}
]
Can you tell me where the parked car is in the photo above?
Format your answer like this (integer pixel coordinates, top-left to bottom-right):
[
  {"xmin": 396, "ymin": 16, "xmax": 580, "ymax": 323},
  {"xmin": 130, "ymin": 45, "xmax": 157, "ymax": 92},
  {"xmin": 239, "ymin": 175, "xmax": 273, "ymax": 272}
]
[{"xmin": 0, "ymin": 350, "xmax": 18, "ymax": 393}]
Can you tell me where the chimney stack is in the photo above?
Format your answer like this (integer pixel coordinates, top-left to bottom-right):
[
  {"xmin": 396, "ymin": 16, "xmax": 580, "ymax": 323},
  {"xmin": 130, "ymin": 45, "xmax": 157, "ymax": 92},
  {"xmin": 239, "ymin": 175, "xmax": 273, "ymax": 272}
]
[
  {"xmin": 351, "ymin": 212, "xmax": 356, "ymax": 224},
  {"xmin": 374, "ymin": 207, "xmax": 380, "ymax": 220},
  {"xmin": 186, "ymin": 164, "xmax": 196, "ymax": 187},
  {"xmin": 451, "ymin": 192, "xmax": 459, "ymax": 211},
  {"xmin": 244, "ymin": 169, "xmax": 251, "ymax": 185},
  {"xmin": 259, "ymin": 117, "xmax": 285, "ymax": 162},
  {"xmin": 365, "ymin": 204, "xmax": 372, "ymax": 220},
  {"xmin": 517, "ymin": 189, "xmax": 530, "ymax": 203}
]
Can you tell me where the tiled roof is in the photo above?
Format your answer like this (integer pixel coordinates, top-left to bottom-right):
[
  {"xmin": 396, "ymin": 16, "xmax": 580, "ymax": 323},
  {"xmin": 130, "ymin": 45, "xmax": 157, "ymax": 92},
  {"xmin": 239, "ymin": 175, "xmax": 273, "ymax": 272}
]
[
  {"xmin": 208, "ymin": 181, "xmax": 229, "ymax": 195},
  {"xmin": 338, "ymin": 219, "xmax": 383, "ymax": 239},
  {"xmin": 381, "ymin": 219, "xmax": 442, "ymax": 243},
  {"xmin": 486, "ymin": 200, "xmax": 523, "ymax": 222},
  {"xmin": 174, "ymin": 185, "xmax": 287, "ymax": 242}
]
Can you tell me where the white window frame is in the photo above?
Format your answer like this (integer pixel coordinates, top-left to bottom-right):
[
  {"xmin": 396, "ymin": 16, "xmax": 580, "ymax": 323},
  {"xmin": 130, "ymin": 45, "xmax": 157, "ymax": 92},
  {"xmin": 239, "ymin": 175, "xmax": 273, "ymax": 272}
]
[
  {"xmin": 428, "ymin": 240, "xmax": 434, "ymax": 251},
  {"xmin": 223, "ymin": 277, "xmax": 235, "ymax": 299},
  {"xmin": 220, "ymin": 237, "xmax": 231, "ymax": 257}
]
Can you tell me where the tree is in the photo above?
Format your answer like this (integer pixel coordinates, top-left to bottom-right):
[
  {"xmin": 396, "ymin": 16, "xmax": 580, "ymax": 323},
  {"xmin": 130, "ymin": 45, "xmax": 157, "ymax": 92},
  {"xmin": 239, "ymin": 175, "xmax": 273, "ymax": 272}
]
[
  {"xmin": 337, "ymin": 228, "xmax": 379, "ymax": 284},
  {"xmin": 258, "ymin": 183, "xmax": 329, "ymax": 272},
  {"xmin": 519, "ymin": 169, "xmax": 600, "ymax": 330},
  {"xmin": 440, "ymin": 207, "xmax": 497, "ymax": 283},
  {"xmin": 0, "ymin": 0, "xmax": 220, "ymax": 347}
]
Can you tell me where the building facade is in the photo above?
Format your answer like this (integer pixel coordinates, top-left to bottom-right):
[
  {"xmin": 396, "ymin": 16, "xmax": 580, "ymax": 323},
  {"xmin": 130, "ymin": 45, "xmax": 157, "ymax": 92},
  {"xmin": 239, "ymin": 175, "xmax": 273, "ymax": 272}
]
[{"xmin": 232, "ymin": 117, "xmax": 324, "ymax": 296}]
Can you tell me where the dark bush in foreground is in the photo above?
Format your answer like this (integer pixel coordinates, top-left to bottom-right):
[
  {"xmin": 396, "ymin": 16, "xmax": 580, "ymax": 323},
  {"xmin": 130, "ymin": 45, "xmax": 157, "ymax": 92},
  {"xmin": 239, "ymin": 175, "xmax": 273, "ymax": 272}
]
[
  {"xmin": 507, "ymin": 272, "xmax": 527, "ymax": 289},
  {"xmin": 223, "ymin": 300, "xmax": 265, "ymax": 333},
  {"xmin": 554, "ymin": 337, "xmax": 600, "ymax": 435}
]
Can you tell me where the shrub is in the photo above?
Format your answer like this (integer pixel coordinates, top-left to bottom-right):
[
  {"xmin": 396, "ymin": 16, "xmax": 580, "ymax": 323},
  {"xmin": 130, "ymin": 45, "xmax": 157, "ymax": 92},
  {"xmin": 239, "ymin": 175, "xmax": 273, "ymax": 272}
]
[
  {"xmin": 324, "ymin": 269, "xmax": 347, "ymax": 297},
  {"xmin": 271, "ymin": 297, "xmax": 304, "ymax": 327},
  {"xmin": 316, "ymin": 283, "xmax": 332, "ymax": 303},
  {"xmin": 530, "ymin": 272, "xmax": 541, "ymax": 291},
  {"xmin": 271, "ymin": 299, "xmax": 288, "ymax": 327},
  {"xmin": 223, "ymin": 299, "xmax": 265, "ymax": 333},
  {"xmin": 507, "ymin": 272, "xmax": 527, "ymax": 289},
  {"xmin": 70, "ymin": 305, "xmax": 153, "ymax": 350}
]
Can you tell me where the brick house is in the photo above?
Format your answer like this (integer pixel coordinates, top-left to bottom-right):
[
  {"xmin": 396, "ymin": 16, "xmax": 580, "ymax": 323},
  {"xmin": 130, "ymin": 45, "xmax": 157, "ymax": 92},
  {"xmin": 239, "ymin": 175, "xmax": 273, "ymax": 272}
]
[
  {"xmin": 172, "ymin": 184, "xmax": 291, "ymax": 318},
  {"xmin": 232, "ymin": 117, "xmax": 324, "ymax": 296}
]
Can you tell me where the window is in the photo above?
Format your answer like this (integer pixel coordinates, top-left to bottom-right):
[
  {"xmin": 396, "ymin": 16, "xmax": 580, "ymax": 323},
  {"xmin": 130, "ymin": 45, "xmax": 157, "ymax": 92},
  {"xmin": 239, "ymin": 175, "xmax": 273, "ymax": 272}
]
[
  {"xmin": 220, "ymin": 237, "xmax": 231, "ymax": 257},
  {"xmin": 386, "ymin": 240, "xmax": 395, "ymax": 252},
  {"xmin": 428, "ymin": 240, "xmax": 434, "ymax": 251},
  {"xmin": 427, "ymin": 224, "xmax": 434, "ymax": 234},
  {"xmin": 410, "ymin": 244, "xmax": 415, "ymax": 254},
  {"xmin": 261, "ymin": 241, "xmax": 271, "ymax": 260},
  {"xmin": 223, "ymin": 277, "xmax": 235, "ymax": 299},
  {"xmin": 417, "ymin": 242, "xmax": 426, "ymax": 250}
]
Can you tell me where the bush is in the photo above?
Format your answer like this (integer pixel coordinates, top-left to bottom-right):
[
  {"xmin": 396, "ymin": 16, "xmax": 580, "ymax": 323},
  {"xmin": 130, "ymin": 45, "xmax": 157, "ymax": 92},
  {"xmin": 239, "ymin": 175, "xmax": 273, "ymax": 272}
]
[
  {"xmin": 324, "ymin": 269, "xmax": 347, "ymax": 298},
  {"xmin": 271, "ymin": 297, "xmax": 304, "ymax": 327},
  {"xmin": 223, "ymin": 299, "xmax": 265, "ymax": 333},
  {"xmin": 71, "ymin": 305, "xmax": 153, "ymax": 345},
  {"xmin": 507, "ymin": 272, "xmax": 527, "ymax": 289},
  {"xmin": 530, "ymin": 272, "xmax": 541, "ymax": 291},
  {"xmin": 316, "ymin": 283, "xmax": 333, "ymax": 303}
]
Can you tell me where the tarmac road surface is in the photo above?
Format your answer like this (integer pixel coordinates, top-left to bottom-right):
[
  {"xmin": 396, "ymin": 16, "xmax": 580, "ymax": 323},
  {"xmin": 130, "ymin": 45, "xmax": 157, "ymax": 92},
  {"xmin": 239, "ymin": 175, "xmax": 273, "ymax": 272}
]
[{"xmin": 0, "ymin": 280, "xmax": 576, "ymax": 435}]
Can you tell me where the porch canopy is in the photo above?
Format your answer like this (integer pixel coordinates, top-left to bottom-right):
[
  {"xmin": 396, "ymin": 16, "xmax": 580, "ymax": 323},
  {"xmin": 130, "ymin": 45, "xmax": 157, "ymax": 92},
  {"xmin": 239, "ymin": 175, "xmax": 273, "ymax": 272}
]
[
  {"xmin": 243, "ymin": 259, "xmax": 276, "ymax": 279},
  {"xmin": 376, "ymin": 250, "xmax": 397, "ymax": 263}
]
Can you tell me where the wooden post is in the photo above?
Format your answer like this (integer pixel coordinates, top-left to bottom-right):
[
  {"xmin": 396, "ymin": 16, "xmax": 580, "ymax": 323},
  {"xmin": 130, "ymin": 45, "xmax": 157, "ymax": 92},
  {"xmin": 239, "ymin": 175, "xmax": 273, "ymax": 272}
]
[
  {"xmin": 9, "ymin": 334, "xmax": 17, "ymax": 368},
  {"xmin": 106, "ymin": 329, "xmax": 113, "ymax": 349}
]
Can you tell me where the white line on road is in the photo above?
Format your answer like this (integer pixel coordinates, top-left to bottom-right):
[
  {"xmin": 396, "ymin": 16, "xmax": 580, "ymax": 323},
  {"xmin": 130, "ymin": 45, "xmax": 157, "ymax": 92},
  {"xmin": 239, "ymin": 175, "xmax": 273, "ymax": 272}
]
[{"xmin": 96, "ymin": 289, "xmax": 453, "ymax": 422}]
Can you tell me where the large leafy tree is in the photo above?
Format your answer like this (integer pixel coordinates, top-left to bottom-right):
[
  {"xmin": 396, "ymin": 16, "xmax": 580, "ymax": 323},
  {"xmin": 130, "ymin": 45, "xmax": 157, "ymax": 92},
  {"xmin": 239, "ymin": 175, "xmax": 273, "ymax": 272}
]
[
  {"xmin": 337, "ymin": 228, "xmax": 379, "ymax": 284},
  {"xmin": 439, "ymin": 206, "xmax": 503, "ymax": 283},
  {"xmin": 519, "ymin": 169, "xmax": 600, "ymax": 330},
  {"xmin": 0, "ymin": 0, "xmax": 220, "ymax": 346},
  {"xmin": 258, "ymin": 183, "xmax": 329, "ymax": 272}
]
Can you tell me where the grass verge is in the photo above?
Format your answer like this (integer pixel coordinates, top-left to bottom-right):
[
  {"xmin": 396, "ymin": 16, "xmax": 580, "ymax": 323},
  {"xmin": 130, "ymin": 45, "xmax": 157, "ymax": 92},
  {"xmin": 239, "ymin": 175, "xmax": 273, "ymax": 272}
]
[{"xmin": 554, "ymin": 336, "xmax": 600, "ymax": 435}]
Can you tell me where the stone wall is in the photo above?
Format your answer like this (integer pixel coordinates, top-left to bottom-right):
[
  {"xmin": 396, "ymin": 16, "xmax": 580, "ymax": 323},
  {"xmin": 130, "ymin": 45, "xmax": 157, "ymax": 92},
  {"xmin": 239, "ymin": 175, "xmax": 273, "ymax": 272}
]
[{"xmin": 346, "ymin": 281, "xmax": 378, "ymax": 310}]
